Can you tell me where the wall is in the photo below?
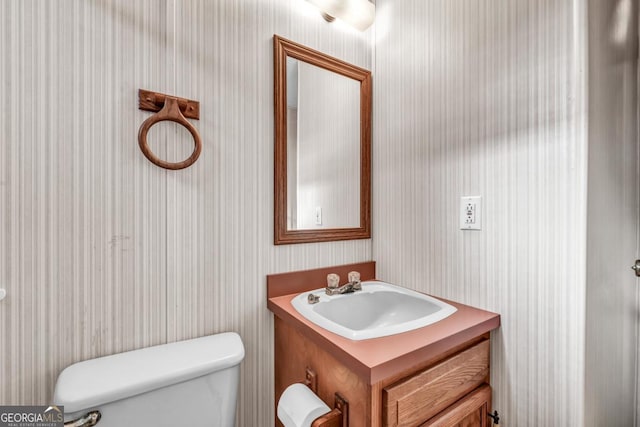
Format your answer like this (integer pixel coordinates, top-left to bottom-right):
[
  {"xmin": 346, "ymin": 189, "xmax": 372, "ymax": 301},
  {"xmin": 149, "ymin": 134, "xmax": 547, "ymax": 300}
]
[
  {"xmin": 0, "ymin": 1, "xmax": 372, "ymax": 424},
  {"xmin": 373, "ymin": 0, "xmax": 588, "ymax": 425},
  {"xmin": 585, "ymin": 0, "xmax": 639, "ymax": 425}
]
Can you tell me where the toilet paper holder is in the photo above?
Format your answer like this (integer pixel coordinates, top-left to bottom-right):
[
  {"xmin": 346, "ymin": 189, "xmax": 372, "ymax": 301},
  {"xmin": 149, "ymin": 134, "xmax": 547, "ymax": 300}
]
[{"xmin": 311, "ymin": 393, "xmax": 348, "ymax": 427}]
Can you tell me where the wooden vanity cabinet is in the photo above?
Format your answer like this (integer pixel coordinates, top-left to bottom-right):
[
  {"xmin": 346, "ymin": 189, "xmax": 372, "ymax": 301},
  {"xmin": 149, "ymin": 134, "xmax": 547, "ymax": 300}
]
[
  {"xmin": 274, "ymin": 317, "xmax": 493, "ymax": 427},
  {"xmin": 268, "ymin": 262, "xmax": 500, "ymax": 427}
]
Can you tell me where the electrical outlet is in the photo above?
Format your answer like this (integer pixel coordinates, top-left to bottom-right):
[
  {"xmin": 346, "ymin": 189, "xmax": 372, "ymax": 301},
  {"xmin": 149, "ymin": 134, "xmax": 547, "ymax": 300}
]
[
  {"xmin": 460, "ymin": 196, "xmax": 482, "ymax": 230},
  {"xmin": 465, "ymin": 202, "xmax": 476, "ymax": 224}
]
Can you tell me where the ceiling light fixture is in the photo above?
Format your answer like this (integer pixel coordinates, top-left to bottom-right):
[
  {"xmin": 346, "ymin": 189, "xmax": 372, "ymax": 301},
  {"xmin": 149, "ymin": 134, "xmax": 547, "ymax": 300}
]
[{"xmin": 306, "ymin": 0, "xmax": 375, "ymax": 31}]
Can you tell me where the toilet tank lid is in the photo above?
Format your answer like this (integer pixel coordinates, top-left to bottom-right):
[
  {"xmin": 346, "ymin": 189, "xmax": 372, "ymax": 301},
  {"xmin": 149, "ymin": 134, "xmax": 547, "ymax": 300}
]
[{"xmin": 53, "ymin": 332, "xmax": 244, "ymax": 414}]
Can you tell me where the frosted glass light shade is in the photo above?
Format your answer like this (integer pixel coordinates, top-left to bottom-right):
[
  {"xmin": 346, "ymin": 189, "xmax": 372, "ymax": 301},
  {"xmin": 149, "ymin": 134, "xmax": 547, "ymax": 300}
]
[{"xmin": 306, "ymin": 0, "xmax": 375, "ymax": 31}]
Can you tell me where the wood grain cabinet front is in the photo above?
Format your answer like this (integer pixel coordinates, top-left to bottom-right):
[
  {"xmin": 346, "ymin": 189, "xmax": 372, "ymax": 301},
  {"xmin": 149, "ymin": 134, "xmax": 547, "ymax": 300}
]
[
  {"xmin": 421, "ymin": 385, "xmax": 492, "ymax": 427},
  {"xmin": 274, "ymin": 317, "xmax": 494, "ymax": 427},
  {"xmin": 383, "ymin": 340, "xmax": 490, "ymax": 426}
]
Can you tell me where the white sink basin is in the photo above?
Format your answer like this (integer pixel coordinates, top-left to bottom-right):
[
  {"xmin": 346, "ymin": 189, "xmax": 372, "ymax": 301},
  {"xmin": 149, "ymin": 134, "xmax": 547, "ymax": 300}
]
[{"xmin": 291, "ymin": 280, "xmax": 457, "ymax": 340}]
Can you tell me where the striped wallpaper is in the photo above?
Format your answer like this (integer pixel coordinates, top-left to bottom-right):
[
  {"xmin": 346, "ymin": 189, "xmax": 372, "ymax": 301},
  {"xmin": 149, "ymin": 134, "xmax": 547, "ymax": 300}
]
[
  {"xmin": 0, "ymin": 1, "xmax": 372, "ymax": 425},
  {"xmin": 373, "ymin": 1, "xmax": 640, "ymax": 425},
  {"xmin": 372, "ymin": 0, "xmax": 589, "ymax": 425}
]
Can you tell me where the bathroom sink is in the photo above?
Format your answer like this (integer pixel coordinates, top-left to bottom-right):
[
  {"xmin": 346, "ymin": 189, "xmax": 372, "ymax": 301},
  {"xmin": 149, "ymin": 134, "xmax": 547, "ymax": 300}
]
[{"xmin": 291, "ymin": 281, "xmax": 457, "ymax": 340}]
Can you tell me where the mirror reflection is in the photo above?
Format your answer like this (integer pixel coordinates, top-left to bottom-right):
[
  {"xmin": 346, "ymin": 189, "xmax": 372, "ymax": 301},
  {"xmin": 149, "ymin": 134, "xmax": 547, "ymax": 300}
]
[{"xmin": 286, "ymin": 57, "xmax": 361, "ymax": 230}]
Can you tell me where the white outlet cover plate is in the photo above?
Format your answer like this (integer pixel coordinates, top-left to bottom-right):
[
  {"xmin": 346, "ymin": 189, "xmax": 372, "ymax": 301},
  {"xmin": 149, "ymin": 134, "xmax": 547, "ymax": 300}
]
[{"xmin": 460, "ymin": 196, "xmax": 482, "ymax": 230}]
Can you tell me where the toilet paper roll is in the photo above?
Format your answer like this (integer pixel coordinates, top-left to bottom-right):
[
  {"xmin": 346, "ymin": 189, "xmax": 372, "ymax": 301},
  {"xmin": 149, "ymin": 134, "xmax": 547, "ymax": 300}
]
[{"xmin": 277, "ymin": 383, "xmax": 331, "ymax": 427}]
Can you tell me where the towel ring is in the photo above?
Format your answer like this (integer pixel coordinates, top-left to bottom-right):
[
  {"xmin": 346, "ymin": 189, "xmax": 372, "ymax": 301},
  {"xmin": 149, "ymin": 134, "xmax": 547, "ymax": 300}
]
[{"xmin": 138, "ymin": 96, "xmax": 202, "ymax": 170}]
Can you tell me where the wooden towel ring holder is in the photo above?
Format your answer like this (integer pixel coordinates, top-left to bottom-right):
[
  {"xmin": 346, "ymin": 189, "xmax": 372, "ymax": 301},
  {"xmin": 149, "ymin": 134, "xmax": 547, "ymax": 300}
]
[{"xmin": 137, "ymin": 89, "xmax": 202, "ymax": 170}]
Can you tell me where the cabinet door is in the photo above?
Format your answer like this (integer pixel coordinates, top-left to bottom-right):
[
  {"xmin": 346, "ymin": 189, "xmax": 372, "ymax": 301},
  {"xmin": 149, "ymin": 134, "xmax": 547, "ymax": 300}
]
[
  {"xmin": 421, "ymin": 385, "xmax": 492, "ymax": 427},
  {"xmin": 383, "ymin": 340, "xmax": 490, "ymax": 426}
]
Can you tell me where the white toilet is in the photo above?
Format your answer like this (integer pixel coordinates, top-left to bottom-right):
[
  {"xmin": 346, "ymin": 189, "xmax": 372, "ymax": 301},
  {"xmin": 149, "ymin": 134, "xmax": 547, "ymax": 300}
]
[{"xmin": 53, "ymin": 332, "xmax": 244, "ymax": 427}]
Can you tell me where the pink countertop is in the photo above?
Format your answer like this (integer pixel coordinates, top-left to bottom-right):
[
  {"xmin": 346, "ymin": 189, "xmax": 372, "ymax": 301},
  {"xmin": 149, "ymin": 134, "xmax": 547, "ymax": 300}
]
[{"xmin": 268, "ymin": 292, "xmax": 500, "ymax": 384}]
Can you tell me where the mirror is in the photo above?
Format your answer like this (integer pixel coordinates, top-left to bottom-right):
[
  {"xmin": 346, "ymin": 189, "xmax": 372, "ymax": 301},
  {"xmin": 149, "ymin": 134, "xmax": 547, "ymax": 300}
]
[{"xmin": 273, "ymin": 35, "xmax": 371, "ymax": 244}]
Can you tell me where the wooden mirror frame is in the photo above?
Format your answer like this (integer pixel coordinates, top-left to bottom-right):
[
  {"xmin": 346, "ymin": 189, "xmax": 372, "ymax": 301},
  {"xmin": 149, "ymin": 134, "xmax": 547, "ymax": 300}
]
[{"xmin": 273, "ymin": 35, "xmax": 372, "ymax": 245}]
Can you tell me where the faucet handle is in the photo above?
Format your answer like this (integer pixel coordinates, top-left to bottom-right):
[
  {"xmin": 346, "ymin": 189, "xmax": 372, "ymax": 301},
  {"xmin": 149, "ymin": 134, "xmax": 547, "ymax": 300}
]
[
  {"xmin": 326, "ymin": 273, "xmax": 340, "ymax": 289},
  {"xmin": 348, "ymin": 271, "xmax": 361, "ymax": 283}
]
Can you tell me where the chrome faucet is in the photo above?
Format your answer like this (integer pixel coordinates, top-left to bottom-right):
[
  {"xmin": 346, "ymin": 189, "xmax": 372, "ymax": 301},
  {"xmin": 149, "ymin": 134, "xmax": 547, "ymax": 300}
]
[{"xmin": 325, "ymin": 271, "xmax": 362, "ymax": 296}]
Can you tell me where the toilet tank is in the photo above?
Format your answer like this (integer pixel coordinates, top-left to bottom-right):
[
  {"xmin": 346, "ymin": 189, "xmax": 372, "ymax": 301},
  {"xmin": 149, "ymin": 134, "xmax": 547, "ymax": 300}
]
[{"xmin": 53, "ymin": 332, "xmax": 244, "ymax": 427}]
